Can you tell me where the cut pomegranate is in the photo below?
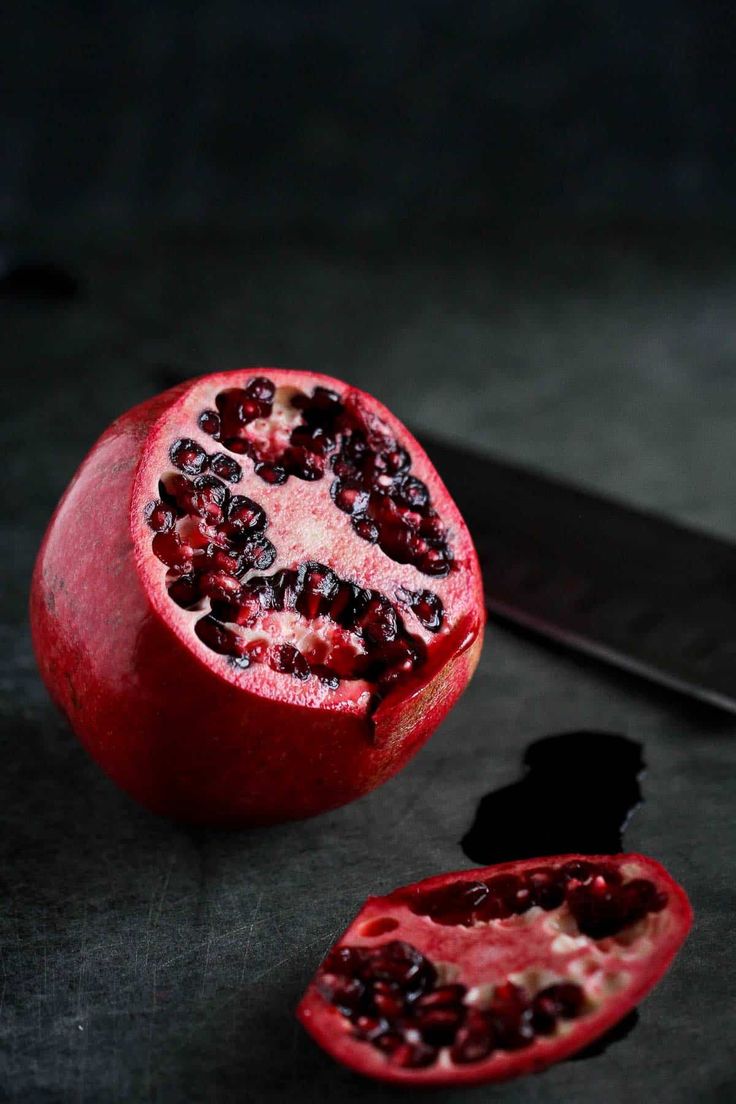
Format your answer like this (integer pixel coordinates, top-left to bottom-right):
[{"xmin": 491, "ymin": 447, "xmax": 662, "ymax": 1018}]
[
  {"xmin": 297, "ymin": 853, "xmax": 692, "ymax": 1086},
  {"xmin": 30, "ymin": 368, "xmax": 484, "ymax": 824}
]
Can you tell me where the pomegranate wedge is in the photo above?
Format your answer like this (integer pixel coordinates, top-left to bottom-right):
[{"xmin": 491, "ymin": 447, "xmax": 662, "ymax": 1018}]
[
  {"xmin": 31, "ymin": 368, "xmax": 484, "ymax": 824},
  {"xmin": 297, "ymin": 853, "xmax": 692, "ymax": 1085}
]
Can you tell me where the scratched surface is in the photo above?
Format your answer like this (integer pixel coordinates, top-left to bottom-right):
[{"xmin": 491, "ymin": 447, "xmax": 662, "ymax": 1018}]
[{"xmin": 2, "ymin": 230, "xmax": 736, "ymax": 1103}]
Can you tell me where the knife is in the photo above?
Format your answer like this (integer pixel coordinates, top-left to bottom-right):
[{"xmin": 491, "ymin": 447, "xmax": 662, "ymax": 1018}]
[{"xmin": 420, "ymin": 434, "xmax": 736, "ymax": 715}]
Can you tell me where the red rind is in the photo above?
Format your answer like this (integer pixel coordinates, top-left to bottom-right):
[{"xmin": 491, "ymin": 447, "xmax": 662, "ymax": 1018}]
[
  {"xmin": 30, "ymin": 368, "xmax": 484, "ymax": 824},
  {"xmin": 297, "ymin": 853, "xmax": 692, "ymax": 1085}
]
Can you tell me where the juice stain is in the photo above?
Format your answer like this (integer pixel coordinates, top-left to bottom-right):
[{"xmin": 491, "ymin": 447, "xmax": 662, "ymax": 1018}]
[{"xmin": 461, "ymin": 731, "xmax": 644, "ymax": 866}]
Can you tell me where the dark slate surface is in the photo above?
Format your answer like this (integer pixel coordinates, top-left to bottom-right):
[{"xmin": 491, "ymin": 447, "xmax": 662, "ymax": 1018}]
[
  {"xmin": 3, "ymin": 1, "xmax": 735, "ymax": 228},
  {"xmin": 2, "ymin": 228, "xmax": 735, "ymax": 1103}
]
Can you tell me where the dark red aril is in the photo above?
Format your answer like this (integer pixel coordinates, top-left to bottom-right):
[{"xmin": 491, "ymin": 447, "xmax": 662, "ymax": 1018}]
[
  {"xmin": 144, "ymin": 499, "xmax": 176, "ymax": 533},
  {"xmin": 198, "ymin": 409, "xmax": 221, "ymax": 438},
  {"xmin": 167, "ymin": 573, "xmax": 201, "ymax": 608},
  {"xmin": 225, "ymin": 495, "xmax": 267, "ymax": 535},
  {"xmin": 269, "ymin": 644, "xmax": 310, "ymax": 680},
  {"xmin": 352, "ymin": 515, "xmax": 379, "ymax": 543},
  {"xmin": 195, "ymin": 615, "xmax": 247, "ymax": 659},
  {"xmin": 152, "ymin": 532, "xmax": 193, "ymax": 573},
  {"xmin": 245, "ymin": 376, "xmax": 276, "ymax": 405},
  {"xmin": 210, "ymin": 453, "xmax": 243, "ymax": 483},
  {"xmin": 169, "ymin": 438, "xmax": 209, "ymax": 477},
  {"xmin": 284, "ymin": 446, "xmax": 324, "ymax": 481},
  {"xmin": 254, "ymin": 460, "xmax": 288, "ymax": 485}
]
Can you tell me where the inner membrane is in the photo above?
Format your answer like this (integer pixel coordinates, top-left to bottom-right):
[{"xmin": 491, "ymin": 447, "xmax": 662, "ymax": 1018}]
[
  {"xmin": 144, "ymin": 376, "xmax": 449, "ymax": 692},
  {"xmin": 314, "ymin": 861, "xmax": 668, "ymax": 1070}
]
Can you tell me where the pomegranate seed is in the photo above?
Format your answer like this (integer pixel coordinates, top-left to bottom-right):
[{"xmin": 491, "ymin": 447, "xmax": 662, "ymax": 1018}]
[
  {"xmin": 364, "ymin": 942, "xmax": 436, "ymax": 991},
  {"xmin": 357, "ymin": 596, "xmax": 399, "ymax": 646},
  {"xmin": 530, "ymin": 998, "xmax": 557, "ymax": 1036},
  {"xmin": 567, "ymin": 882, "xmax": 626, "ymax": 938},
  {"xmin": 239, "ymin": 538, "xmax": 276, "ymax": 571},
  {"xmin": 372, "ymin": 987, "xmax": 404, "ymax": 1019},
  {"xmin": 188, "ymin": 475, "xmax": 228, "ymax": 520},
  {"xmin": 144, "ymin": 499, "xmax": 175, "ymax": 533},
  {"xmin": 223, "ymin": 436, "xmax": 252, "ymax": 455},
  {"xmin": 312, "ymin": 665, "xmax": 340, "ymax": 689},
  {"xmin": 209, "ymin": 453, "xmax": 242, "ymax": 483},
  {"xmin": 194, "ymin": 615, "xmax": 246, "ymax": 658},
  {"xmin": 623, "ymin": 878, "xmax": 668, "ymax": 913},
  {"xmin": 330, "ymin": 581, "xmax": 369, "ymax": 628},
  {"xmin": 290, "ymin": 424, "xmax": 334, "ymax": 455},
  {"xmin": 384, "ymin": 447, "xmax": 410, "ymax": 475},
  {"xmin": 536, "ymin": 982, "xmax": 585, "ymax": 1020},
  {"xmin": 412, "ymin": 1006, "xmax": 465, "ymax": 1046},
  {"xmin": 450, "ymin": 1017, "xmax": 495, "ymax": 1064},
  {"xmin": 526, "ymin": 868, "xmax": 566, "ymax": 910},
  {"xmin": 204, "ymin": 547, "xmax": 243, "ymax": 575},
  {"xmin": 296, "ymin": 562, "xmax": 338, "ymax": 619},
  {"xmin": 270, "ymin": 569, "xmax": 298, "ymax": 611},
  {"xmin": 169, "ymin": 438, "xmax": 208, "ymax": 477},
  {"xmin": 246, "ymin": 577, "xmax": 278, "ymax": 610},
  {"xmin": 412, "ymin": 881, "xmax": 489, "ymax": 926},
  {"xmin": 560, "ymin": 860, "xmax": 599, "ymax": 884},
  {"xmin": 152, "ymin": 532, "xmax": 194, "ymax": 572},
  {"xmin": 414, "ymin": 984, "xmax": 467, "ymax": 1010},
  {"xmin": 488, "ymin": 985, "xmax": 534, "ymax": 1051},
  {"xmin": 167, "ymin": 574, "xmax": 200, "ymax": 608},
  {"xmin": 199, "ymin": 572, "xmax": 243, "ymax": 603},
  {"xmin": 379, "ymin": 524, "xmax": 414, "ymax": 563},
  {"xmin": 399, "ymin": 589, "xmax": 444, "ymax": 632},
  {"xmin": 307, "ymin": 386, "xmax": 342, "ymax": 413},
  {"xmin": 419, "ymin": 547, "xmax": 452, "ymax": 577},
  {"xmin": 225, "ymin": 496, "xmax": 267, "ymax": 534},
  {"xmin": 352, "ymin": 1015, "xmax": 388, "ymax": 1039},
  {"xmin": 419, "ymin": 513, "xmax": 445, "ymax": 543},
  {"xmin": 322, "ymin": 946, "xmax": 368, "ymax": 976},
  {"xmin": 269, "ymin": 644, "xmax": 311, "ymax": 680},
  {"xmin": 373, "ymin": 1032, "xmax": 403, "ymax": 1054},
  {"xmin": 245, "ymin": 376, "xmax": 276, "ymax": 404},
  {"xmin": 317, "ymin": 974, "xmax": 365, "ymax": 1014},
  {"xmin": 283, "ymin": 446, "xmax": 324, "ymax": 481},
  {"xmin": 474, "ymin": 893, "xmax": 514, "ymax": 921},
  {"xmin": 389, "ymin": 1041, "xmax": 437, "ymax": 1069},
  {"xmin": 210, "ymin": 597, "xmax": 255, "ymax": 626},
  {"xmin": 332, "ymin": 483, "xmax": 369, "ymax": 516},
  {"xmin": 197, "ymin": 409, "xmax": 221, "ymax": 438},
  {"xmin": 254, "ymin": 460, "xmax": 287, "ymax": 485},
  {"xmin": 352, "ymin": 514, "xmax": 379, "ymax": 542},
  {"xmin": 395, "ymin": 475, "xmax": 429, "ymax": 512}
]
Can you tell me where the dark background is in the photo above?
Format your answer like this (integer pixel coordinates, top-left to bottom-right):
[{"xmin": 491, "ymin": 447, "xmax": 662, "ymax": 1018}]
[{"xmin": 2, "ymin": 3, "xmax": 735, "ymax": 1103}]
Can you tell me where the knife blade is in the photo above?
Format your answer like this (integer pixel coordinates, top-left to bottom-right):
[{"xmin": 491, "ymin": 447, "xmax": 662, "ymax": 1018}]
[{"xmin": 420, "ymin": 434, "xmax": 736, "ymax": 714}]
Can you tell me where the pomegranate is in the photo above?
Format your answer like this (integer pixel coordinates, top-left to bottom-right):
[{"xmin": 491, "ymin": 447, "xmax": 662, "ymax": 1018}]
[
  {"xmin": 30, "ymin": 369, "xmax": 484, "ymax": 824},
  {"xmin": 297, "ymin": 853, "xmax": 692, "ymax": 1085}
]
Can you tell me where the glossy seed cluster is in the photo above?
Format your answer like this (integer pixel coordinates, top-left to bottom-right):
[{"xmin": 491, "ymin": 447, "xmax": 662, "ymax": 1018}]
[
  {"xmin": 146, "ymin": 460, "xmax": 433, "ymax": 687},
  {"xmin": 316, "ymin": 940, "xmax": 587, "ymax": 1069},
  {"xmin": 196, "ymin": 377, "xmax": 454, "ymax": 576},
  {"xmin": 405, "ymin": 860, "xmax": 668, "ymax": 939},
  {"xmin": 145, "ymin": 377, "xmax": 448, "ymax": 689}
]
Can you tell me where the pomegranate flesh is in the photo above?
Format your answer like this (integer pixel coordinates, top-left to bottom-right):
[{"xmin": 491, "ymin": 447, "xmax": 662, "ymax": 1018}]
[
  {"xmin": 297, "ymin": 853, "xmax": 692, "ymax": 1085},
  {"xmin": 31, "ymin": 369, "xmax": 484, "ymax": 824}
]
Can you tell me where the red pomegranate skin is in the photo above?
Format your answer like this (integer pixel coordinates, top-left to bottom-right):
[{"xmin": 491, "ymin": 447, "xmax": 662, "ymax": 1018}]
[
  {"xmin": 297, "ymin": 853, "xmax": 692, "ymax": 1086},
  {"xmin": 30, "ymin": 369, "xmax": 485, "ymax": 825}
]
